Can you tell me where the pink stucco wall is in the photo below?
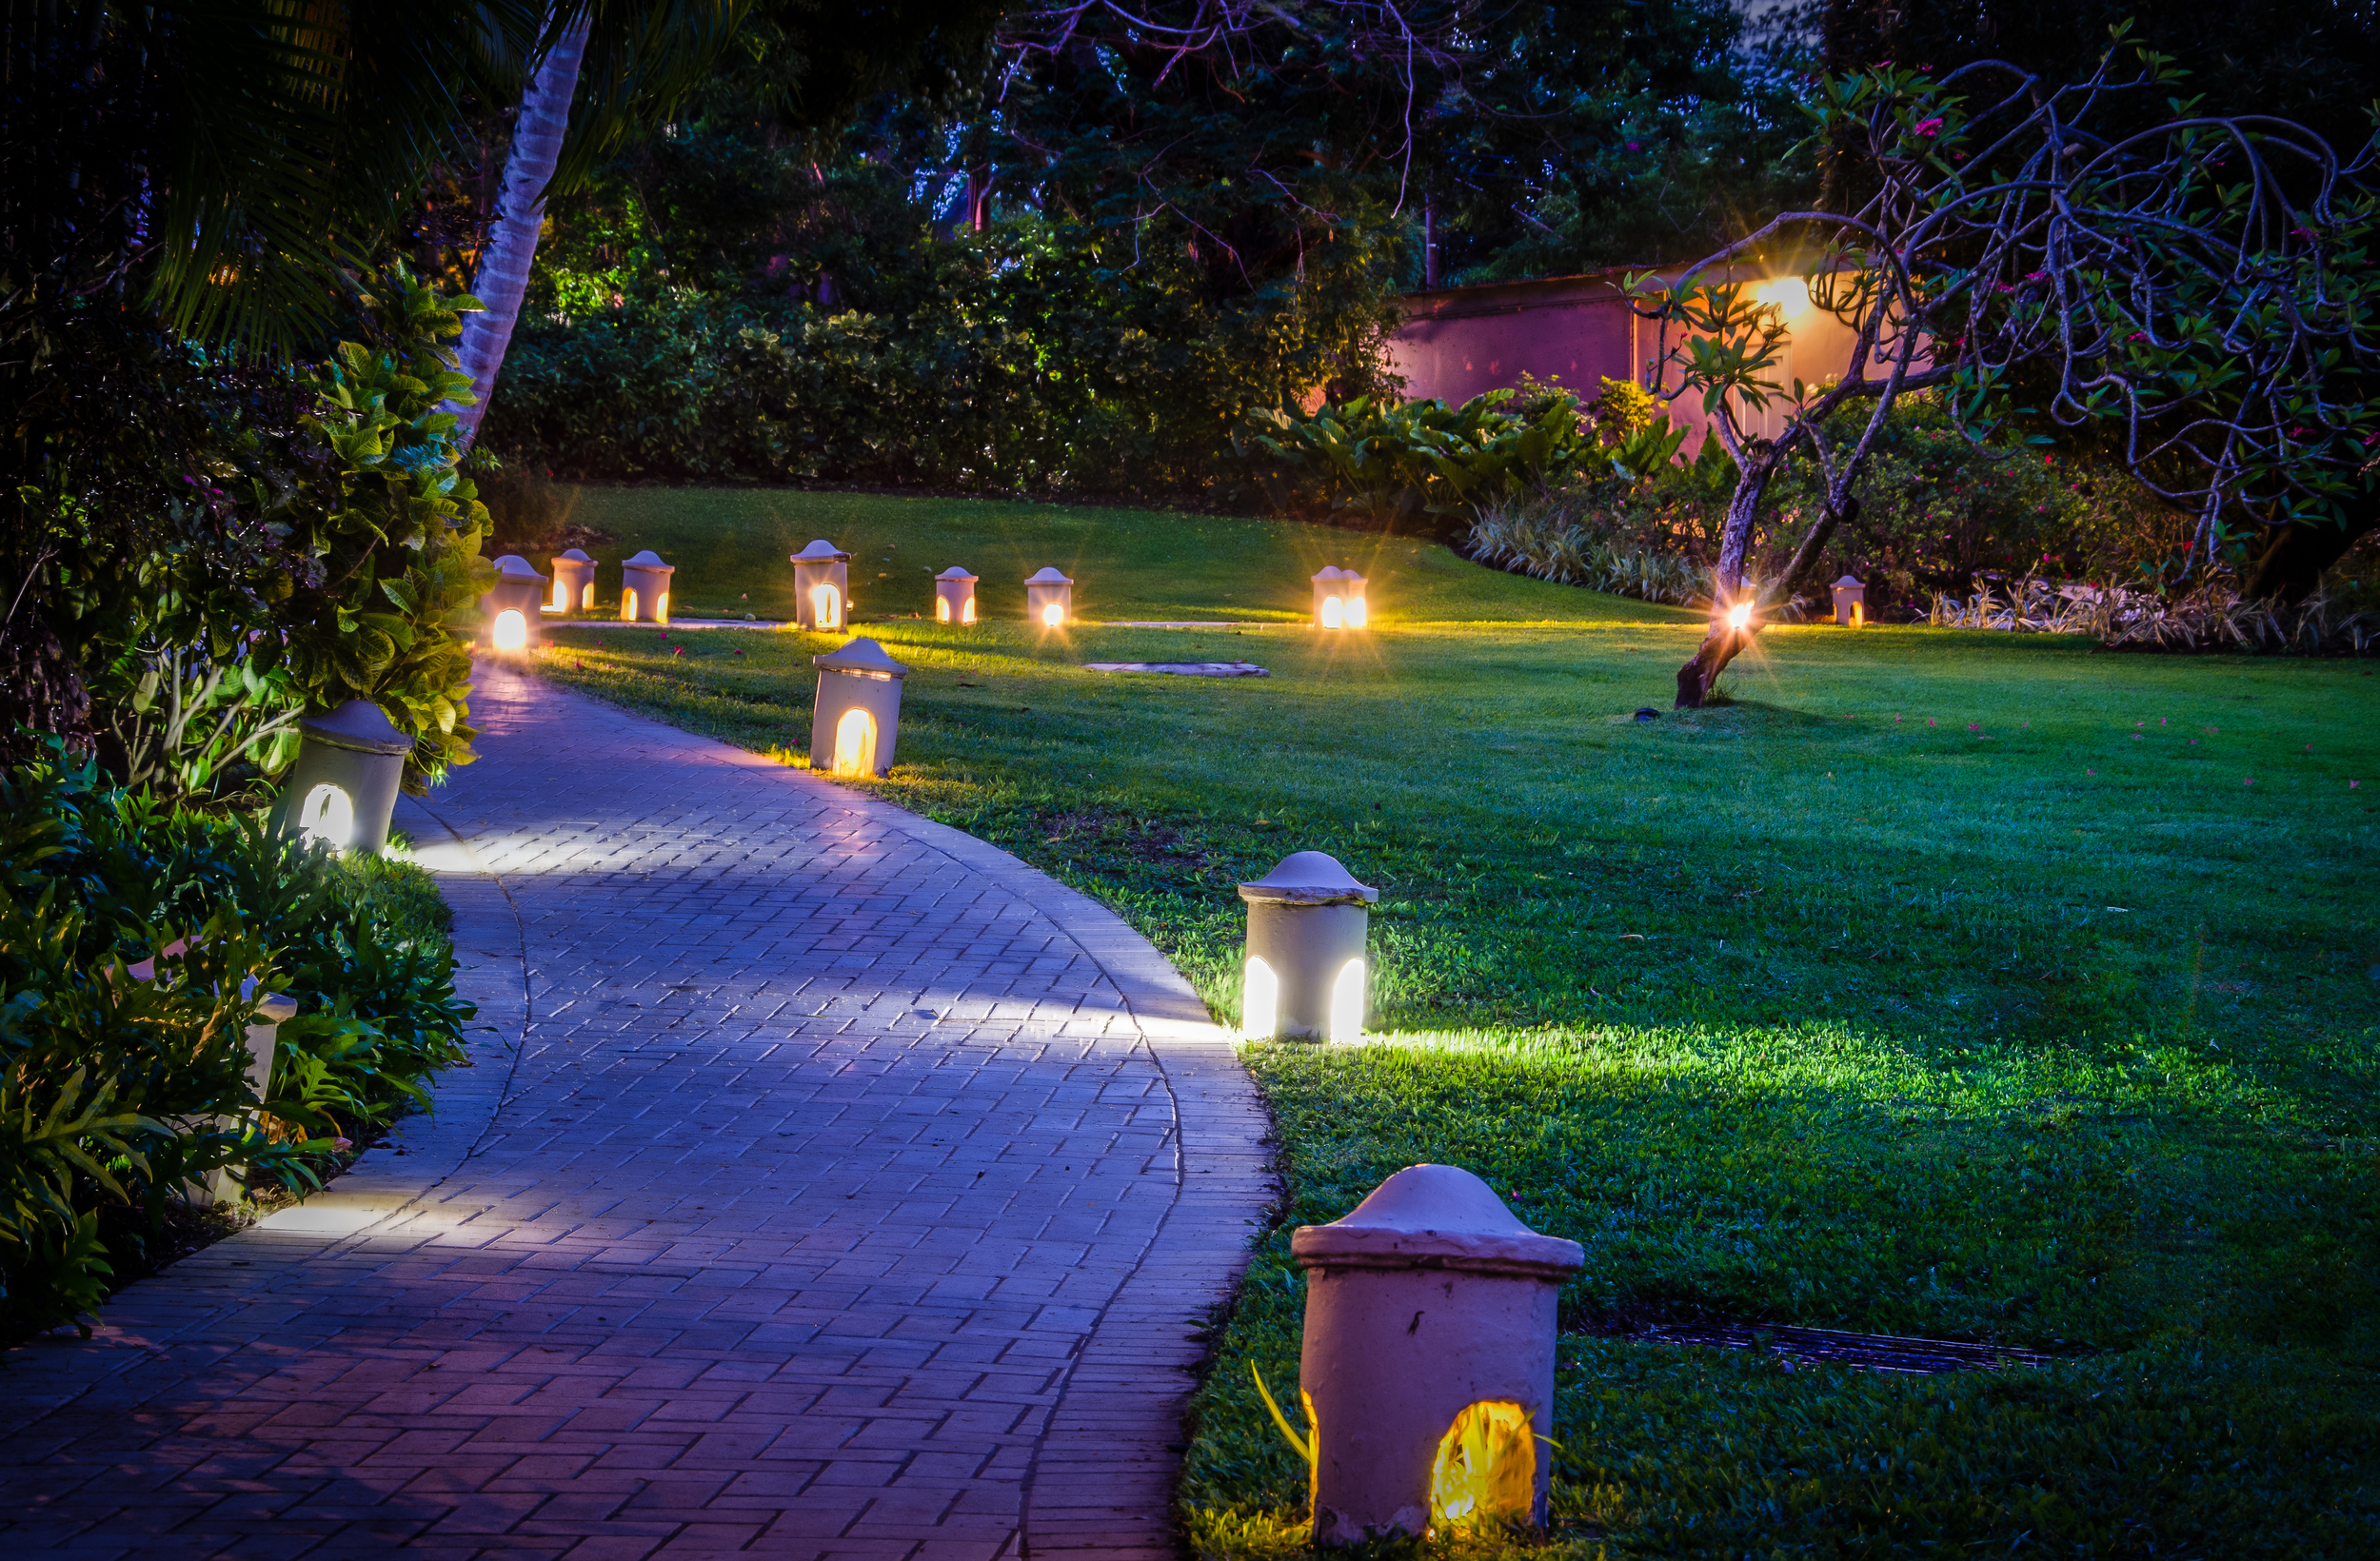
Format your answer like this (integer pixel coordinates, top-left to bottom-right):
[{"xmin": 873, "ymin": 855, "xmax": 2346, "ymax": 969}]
[{"xmin": 1386, "ymin": 268, "xmax": 1875, "ymax": 450}]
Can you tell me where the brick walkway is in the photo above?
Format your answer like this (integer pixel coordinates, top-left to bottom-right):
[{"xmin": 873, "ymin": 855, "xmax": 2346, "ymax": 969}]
[{"xmin": 0, "ymin": 663, "xmax": 1272, "ymax": 1560}]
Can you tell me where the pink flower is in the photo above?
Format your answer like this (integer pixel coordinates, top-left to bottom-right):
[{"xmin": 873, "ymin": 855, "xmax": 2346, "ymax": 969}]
[
  {"xmin": 1968, "ymin": 722, "xmax": 1980, "ymax": 731},
  {"xmin": 2353, "ymin": 780, "xmax": 2362, "ymax": 790},
  {"xmin": 1928, "ymin": 718, "xmax": 1937, "ymax": 727},
  {"xmin": 2088, "ymin": 769, "xmax": 2095, "ymax": 776},
  {"xmin": 2244, "ymin": 777, "xmax": 2254, "ymax": 786},
  {"xmin": 1915, "ymin": 118, "xmax": 1944, "ymax": 137},
  {"xmin": 1626, "ymin": 141, "xmax": 1641, "ymax": 151}
]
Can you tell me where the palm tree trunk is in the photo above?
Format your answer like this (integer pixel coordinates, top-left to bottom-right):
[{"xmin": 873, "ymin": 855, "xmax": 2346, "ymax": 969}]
[{"xmin": 448, "ymin": 9, "xmax": 592, "ymax": 448}]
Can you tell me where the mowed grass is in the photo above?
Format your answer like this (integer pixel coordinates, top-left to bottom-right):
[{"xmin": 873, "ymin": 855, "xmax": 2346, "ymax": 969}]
[{"xmin": 519, "ymin": 487, "xmax": 2380, "ymax": 1557}]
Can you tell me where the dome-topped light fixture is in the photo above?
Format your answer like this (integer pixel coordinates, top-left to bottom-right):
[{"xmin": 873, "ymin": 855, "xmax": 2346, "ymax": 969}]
[
  {"xmin": 791, "ymin": 539, "xmax": 853, "ymax": 631},
  {"xmin": 1238, "ymin": 851, "xmax": 1378, "ymax": 1042},
  {"xmin": 935, "ymin": 566, "xmax": 980, "ymax": 624},
  {"xmin": 485, "ymin": 554, "xmax": 547, "ymax": 652},
  {"xmin": 549, "ymin": 548, "xmax": 597, "ymax": 613},
  {"xmin": 1025, "ymin": 566, "xmax": 1075, "ymax": 628},
  {"xmin": 621, "ymin": 549, "xmax": 675, "ymax": 625},
  {"xmin": 1313, "ymin": 566, "xmax": 1370, "ymax": 629},
  {"xmin": 809, "ymin": 636, "xmax": 909, "ymax": 778},
  {"xmin": 272, "ymin": 700, "xmax": 413, "ymax": 857}
]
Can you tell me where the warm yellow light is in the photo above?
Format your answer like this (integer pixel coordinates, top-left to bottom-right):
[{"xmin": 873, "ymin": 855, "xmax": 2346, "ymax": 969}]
[
  {"xmin": 553, "ymin": 582, "xmax": 569, "ymax": 611},
  {"xmin": 1328, "ymin": 958, "xmax": 1364, "ymax": 1042},
  {"xmin": 962, "ymin": 598, "xmax": 977, "ymax": 624},
  {"xmin": 1320, "ymin": 595, "xmax": 1344, "ymax": 629},
  {"xmin": 936, "ymin": 597, "xmax": 951, "ymax": 622},
  {"xmin": 831, "ymin": 707, "xmax": 876, "ymax": 777},
  {"xmin": 813, "ymin": 583, "xmax": 842, "ymax": 630},
  {"xmin": 1242, "ymin": 956, "xmax": 1279, "ymax": 1040},
  {"xmin": 1431, "ymin": 1401, "xmax": 1536, "ymax": 1525},
  {"xmin": 1851, "ymin": 601, "xmax": 1866, "ymax": 627},
  {"xmin": 296, "ymin": 783, "xmax": 355, "ymax": 852},
  {"xmin": 622, "ymin": 587, "xmax": 638, "ymax": 622},
  {"xmin": 1345, "ymin": 596, "xmax": 1368, "ymax": 628},
  {"xmin": 582, "ymin": 582, "xmax": 595, "ymax": 610},
  {"xmin": 1755, "ymin": 277, "xmax": 1811, "ymax": 315},
  {"xmin": 1041, "ymin": 602, "xmax": 1064, "ymax": 628},
  {"xmin": 1727, "ymin": 602, "xmax": 1753, "ymax": 632},
  {"xmin": 492, "ymin": 609, "xmax": 528, "ymax": 651},
  {"xmin": 655, "ymin": 591, "xmax": 670, "ymax": 627}
]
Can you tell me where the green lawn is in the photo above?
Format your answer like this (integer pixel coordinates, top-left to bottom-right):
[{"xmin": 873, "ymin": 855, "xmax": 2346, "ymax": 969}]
[{"xmin": 516, "ymin": 486, "xmax": 2380, "ymax": 1558}]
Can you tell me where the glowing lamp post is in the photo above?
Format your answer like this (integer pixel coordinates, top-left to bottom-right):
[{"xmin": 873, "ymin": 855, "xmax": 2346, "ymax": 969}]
[
  {"xmin": 621, "ymin": 549, "xmax": 675, "ymax": 625},
  {"xmin": 1025, "ymin": 566, "xmax": 1075, "ymax": 627},
  {"xmin": 1832, "ymin": 574, "xmax": 1868, "ymax": 626},
  {"xmin": 935, "ymin": 566, "xmax": 980, "ymax": 624},
  {"xmin": 484, "ymin": 554, "xmax": 547, "ymax": 652},
  {"xmin": 792, "ymin": 539, "xmax": 853, "ymax": 631},
  {"xmin": 549, "ymin": 547, "xmax": 597, "ymax": 613},
  {"xmin": 808, "ymin": 636, "xmax": 908, "ymax": 778},
  {"xmin": 1313, "ymin": 567, "xmax": 1370, "ymax": 629},
  {"xmin": 1238, "ymin": 851, "xmax": 1376, "ymax": 1042},
  {"xmin": 1292, "ymin": 1164, "xmax": 1584, "ymax": 1545},
  {"xmin": 274, "ymin": 701, "xmax": 412, "ymax": 856}
]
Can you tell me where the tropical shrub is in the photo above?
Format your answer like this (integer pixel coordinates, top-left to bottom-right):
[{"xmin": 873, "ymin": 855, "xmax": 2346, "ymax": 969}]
[{"xmin": 0, "ymin": 742, "xmax": 471, "ymax": 1337}]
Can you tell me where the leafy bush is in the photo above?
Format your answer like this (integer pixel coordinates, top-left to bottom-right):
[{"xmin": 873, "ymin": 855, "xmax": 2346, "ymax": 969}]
[
  {"xmin": 1240, "ymin": 390, "xmax": 1598, "ymax": 534},
  {"xmin": 0, "ymin": 742, "xmax": 471, "ymax": 1336}
]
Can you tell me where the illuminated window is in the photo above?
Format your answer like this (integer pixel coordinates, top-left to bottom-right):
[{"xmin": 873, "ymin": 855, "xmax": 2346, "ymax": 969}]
[
  {"xmin": 814, "ymin": 583, "xmax": 843, "ymax": 629},
  {"xmin": 936, "ymin": 597, "xmax": 951, "ymax": 622},
  {"xmin": 492, "ymin": 609, "xmax": 527, "ymax": 651},
  {"xmin": 962, "ymin": 598, "xmax": 977, "ymax": 623},
  {"xmin": 1430, "ymin": 1401, "xmax": 1535, "ymax": 1526},
  {"xmin": 297, "ymin": 783, "xmax": 355, "ymax": 851},
  {"xmin": 831, "ymin": 707, "xmax": 876, "ymax": 777},
  {"xmin": 582, "ymin": 582, "xmax": 595, "ymax": 609},
  {"xmin": 1320, "ymin": 596, "xmax": 1344, "ymax": 629},
  {"xmin": 1345, "ymin": 597, "xmax": 1368, "ymax": 628},
  {"xmin": 1329, "ymin": 958, "xmax": 1364, "ymax": 1042},
  {"xmin": 1041, "ymin": 602, "xmax": 1063, "ymax": 627},
  {"xmin": 622, "ymin": 587, "xmax": 638, "ymax": 622},
  {"xmin": 1242, "ymin": 956, "xmax": 1279, "ymax": 1040},
  {"xmin": 656, "ymin": 591, "xmax": 671, "ymax": 626}
]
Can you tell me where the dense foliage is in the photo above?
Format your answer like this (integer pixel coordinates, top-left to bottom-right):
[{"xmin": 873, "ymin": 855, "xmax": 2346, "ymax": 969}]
[{"xmin": 1, "ymin": 745, "xmax": 471, "ymax": 1338}]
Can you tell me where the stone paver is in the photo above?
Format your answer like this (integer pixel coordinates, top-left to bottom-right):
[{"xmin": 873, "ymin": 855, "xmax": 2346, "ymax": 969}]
[{"xmin": 0, "ymin": 663, "xmax": 1273, "ymax": 1560}]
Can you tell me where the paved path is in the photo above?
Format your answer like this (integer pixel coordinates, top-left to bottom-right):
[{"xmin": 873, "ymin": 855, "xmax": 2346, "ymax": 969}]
[{"xmin": 0, "ymin": 663, "xmax": 1272, "ymax": 1560}]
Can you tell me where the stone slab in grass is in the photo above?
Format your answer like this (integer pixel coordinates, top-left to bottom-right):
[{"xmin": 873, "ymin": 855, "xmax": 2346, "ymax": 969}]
[{"xmin": 1084, "ymin": 661, "xmax": 1271, "ymax": 677}]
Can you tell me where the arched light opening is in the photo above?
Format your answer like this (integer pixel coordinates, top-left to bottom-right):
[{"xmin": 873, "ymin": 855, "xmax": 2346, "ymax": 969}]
[
  {"xmin": 1345, "ymin": 596, "xmax": 1369, "ymax": 628},
  {"xmin": 962, "ymin": 598, "xmax": 977, "ymax": 623},
  {"xmin": 582, "ymin": 582, "xmax": 596, "ymax": 609},
  {"xmin": 1041, "ymin": 602, "xmax": 1064, "ymax": 627},
  {"xmin": 1241, "ymin": 956, "xmax": 1279, "ymax": 1041},
  {"xmin": 655, "ymin": 591, "xmax": 671, "ymax": 627},
  {"xmin": 936, "ymin": 597, "xmax": 951, "ymax": 622},
  {"xmin": 814, "ymin": 583, "xmax": 843, "ymax": 630},
  {"xmin": 297, "ymin": 783, "xmax": 356, "ymax": 852},
  {"xmin": 622, "ymin": 587, "xmax": 638, "ymax": 622},
  {"xmin": 1329, "ymin": 957, "xmax": 1365, "ymax": 1042},
  {"xmin": 1430, "ymin": 1400, "xmax": 1535, "ymax": 1525},
  {"xmin": 553, "ymin": 581, "xmax": 570, "ymax": 610},
  {"xmin": 831, "ymin": 707, "xmax": 876, "ymax": 777},
  {"xmin": 1320, "ymin": 595, "xmax": 1344, "ymax": 629},
  {"xmin": 492, "ymin": 609, "xmax": 528, "ymax": 651}
]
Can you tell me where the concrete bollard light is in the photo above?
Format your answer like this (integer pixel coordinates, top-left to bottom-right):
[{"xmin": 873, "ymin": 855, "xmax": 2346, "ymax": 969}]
[
  {"xmin": 792, "ymin": 539, "xmax": 853, "ymax": 630},
  {"xmin": 935, "ymin": 566, "xmax": 980, "ymax": 624},
  {"xmin": 1292, "ymin": 1163, "xmax": 1585, "ymax": 1544},
  {"xmin": 621, "ymin": 549, "xmax": 676, "ymax": 624},
  {"xmin": 484, "ymin": 554, "xmax": 548, "ymax": 652},
  {"xmin": 273, "ymin": 701, "xmax": 412, "ymax": 856},
  {"xmin": 1313, "ymin": 566, "xmax": 1372, "ymax": 629},
  {"xmin": 549, "ymin": 547, "xmax": 598, "ymax": 613},
  {"xmin": 1025, "ymin": 566, "xmax": 1075, "ymax": 627},
  {"xmin": 1239, "ymin": 851, "xmax": 1377, "ymax": 1041},
  {"xmin": 1832, "ymin": 574, "xmax": 1868, "ymax": 626},
  {"xmin": 204, "ymin": 983, "xmax": 302, "ymax": 1205},
  {"xmin": 809, "ymin": 636, "xmax": 909, "ymax": 778}
]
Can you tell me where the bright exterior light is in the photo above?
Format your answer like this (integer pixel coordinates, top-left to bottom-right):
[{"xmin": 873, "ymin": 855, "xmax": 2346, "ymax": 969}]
[
  {"xmin": 296, "ymin": 782, "xmax": 355, "ymax": 851},
  {"xmin": 622, "ymin": 549, "xmax": 677, "ymax": 624},
  {"xmin": 831, "ymin": 707, "xmax": 875, "ymax": 777},
  {"xmin": 1345, "ymin": 596, "xmax": 1369, "ymax": 628},
  {"xmin": 1291, "ymin": 1164, "xmax": 1585, "ymax": 1544},
  {"xmin": 1042, "ymin": 602, "xmax": 1063, "ymax": 628},
  {"xmin": 1320, "ymin": 596, "xmax": 1344, "ymax": 629},
  {"xmin": 1025, "ymin": 566, "xmax": 1075, "ymax": 626},
  {"xmin": 622, "ymin": 587, "xmax": 638, "ymax": 622},
  {"xmin": 1727, "ymin": 601, "xmax": 1753, "ymax": 632},
  {"xmin": 1242, "ymin": 957, "xmax": 1279, "ymax": 1041},
  {"xmin": 655, "ymin": 591, "xmax": 670, "ymax": 627},
  {"xmin": 1852, "ymin": 601, "xmax": 1866, "ymax": 627},
  {"xmin": 936, "ymin": 597, "xmax": 951, "ymax": 622},
  {"xmin": 1756, "ymin": 277, "xmax": 1811, "ymax": 315},
  {"xmin": 553, "ymin": 582, "xmax": 569, "ymax": 611},
  {"xmin": 813, "ymin": 583, "xmax": 843, "ymax": 630},
  {"xmin": 491, "ymin": 609, "xmax": 528, "ymax": 651},
  {"xmin": 1328, "ymin": 958, "xmax": 1365, "ymax": 1042},
  {"xmin": 962, "ymin": 599, "xmax": 977, "ymax": 623}
]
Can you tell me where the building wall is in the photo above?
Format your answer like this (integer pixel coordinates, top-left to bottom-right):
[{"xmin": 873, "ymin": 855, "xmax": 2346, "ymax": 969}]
[{"xmin": 1386, "ymin": 269, "xmax": 1874, "ymax": 450}]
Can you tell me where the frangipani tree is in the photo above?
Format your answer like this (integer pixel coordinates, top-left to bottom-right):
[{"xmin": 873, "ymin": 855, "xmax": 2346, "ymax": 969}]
[{"xmin": 1630, "ymin": 27, "xmax": 2380, "ymax": 707}]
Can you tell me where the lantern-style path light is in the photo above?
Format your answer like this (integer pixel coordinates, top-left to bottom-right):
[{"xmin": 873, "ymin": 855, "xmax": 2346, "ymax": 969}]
[
  {"xmin": 1292, "ymin": 1163, "xmax": 1584, "ymax": 1544},
  {"xmin": 548, "ymin": 547, "xmax": 597, "ymax": 614},
  {"xmin": 934, "ymin": 566, "xmax": 979, "ymax": 624},
  {"xmin": 274, "ymin": 700, "xmax": 412, "ymax": 857},
  {"xmin": 792, "ymin": 539, "xmax": 853, "ymax": 630},
  {"xmin": 1312, "ymin": 566, "xmax": 1370, "ymax": 629},
  {"xmin": 621, "ymin": 549, "xmax": 675, "ymax": 625},
  {"xmin": 484, "ymin": 554, "xmax": 547, "ymax": 652},
  {"xmin": 1025, "ymin": 566, "xmax": 1075, "ymax": 627},
  {"xmin": 1832, "ymin": 574, "xmax": 1868, "ymax": 626},
  {"xmin": 1238, "ymin": 850, "xmax": 1376, "ymax": 1041},
  {"xmin": 120, "ymin": 951, "xmax": 303, "ymax": 1207},
  {"xmin": 809, "ymin": 636, "xmax": 908, "ymax": 778}
]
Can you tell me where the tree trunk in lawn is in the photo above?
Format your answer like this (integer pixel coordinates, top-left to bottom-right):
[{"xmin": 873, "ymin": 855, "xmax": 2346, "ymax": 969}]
[
  {"xmin": 1674, "ymin": 463, "xmax": 1862, "ymax": 710},
  {"xmin": 1675, "ymin": 443, "xmax": 1781, "ymax": 709},
  {"xmin": 2239, "ymin": 502, "xmax": 2379, "ymax": 603},
  {"xmin": 448, "ymin": 10, "xmax": 593, "ymax": 449}
]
